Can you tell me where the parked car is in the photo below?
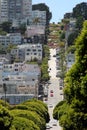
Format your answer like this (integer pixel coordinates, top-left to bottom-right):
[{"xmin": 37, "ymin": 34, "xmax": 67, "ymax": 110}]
[
  {"xmin": 50, "ymin": 119, "xmax": 57, "ymax": 126},
  {"xmin": 46, "ymin": 124, "xmax": 52, "ymax": 129},
  {"xmin": 53, "ymin": 54, "xmax": 56, "ymax": 57},
  {"xmin": 48, "ymin": 104, "xmax": 53, "ymax": 108}
]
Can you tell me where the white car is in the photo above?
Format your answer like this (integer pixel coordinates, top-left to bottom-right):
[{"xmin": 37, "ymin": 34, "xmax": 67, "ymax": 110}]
[
  {"xmin": 48, "ymin": 104, "xmax": 53, "ymax": 108},
  {"xmin": 46, "ymin": 124, "xmax": 52, "ymax": 129},
  {"xmin": 50, "ymin": 119, "xmax": 57, "ymax": 126}
]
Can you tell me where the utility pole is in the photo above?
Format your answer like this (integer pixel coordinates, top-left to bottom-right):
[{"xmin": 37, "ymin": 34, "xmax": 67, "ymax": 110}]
[{"xmin": 3, "ymin": 83, "xmax": 7, "ymax": 106}]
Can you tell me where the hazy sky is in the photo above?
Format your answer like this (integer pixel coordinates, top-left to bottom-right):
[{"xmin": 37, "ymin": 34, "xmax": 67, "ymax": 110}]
[{"xmin": 32, "ymin": 0, "xmax": 87, "ymax": 23}]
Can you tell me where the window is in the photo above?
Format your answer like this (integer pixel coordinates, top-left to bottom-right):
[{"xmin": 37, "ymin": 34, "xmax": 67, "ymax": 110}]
[
  {"xmin": 15, "ymin": 69, "xmax": 18, "ymax": 71},
  {"xmin": 26, "ymin": 53, "xmax": 29, "ymax": 55}
]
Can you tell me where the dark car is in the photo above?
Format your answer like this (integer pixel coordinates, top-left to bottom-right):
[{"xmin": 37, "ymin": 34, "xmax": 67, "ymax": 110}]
[{"xmin": 50, "ymin": 90, "xmax": 53, "ymax": 93}]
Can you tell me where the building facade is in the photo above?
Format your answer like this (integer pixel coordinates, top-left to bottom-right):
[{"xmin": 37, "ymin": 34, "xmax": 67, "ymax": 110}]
[
  {"xmin": 0, "ymin": 62, "xmax": 40, "ymax": 104},
  {"xmin": 32, "ymin": 10, "xmax": 46, "ymax": 26},
  {"xmin": 0, "ymin": 33, "xmax": 22, "ymax": 47},
  {"xmin": 0, "ymin": 0, "xmax": 32, "ymax": 24},
  {"xmin": 11, "ymin": 44, "xmax": 43, "ymax": 62},
  {"xmin": 0, "ymin": 0, "xmax": 8, "ymax": 23}
]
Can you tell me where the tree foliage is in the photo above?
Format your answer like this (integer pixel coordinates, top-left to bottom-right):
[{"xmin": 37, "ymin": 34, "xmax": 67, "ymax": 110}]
[
  {"xmin": 22, "ymin": 99, "xmax": 50, "ymax": 123},
  {"xmin": 11, "ymin": 116, "xmax": 40, "ymax": 130},
  {"xmin": 10, "ymin": 109, "xmax": 42, "ymax": 130},
  {"xmin": 0, "ymin": 99, "xmax": 49, "ymax": 130},
  {"xmin": 19, "ymin": 23, "xmax": 26, "ymax": 35},
  {"xmin": 53, "ymin": 21, "xmax": 87, "ymax": 130},
  {"xmin": 0, "ymin": 105, "xmax": 13, "ymax": 130},
  {"xmin": 72, "ymin": 2, "xmax": 87, "ymax": 20},
  {"xmin": 67, "ymin": 31, "xmax": 78, "ymax": 46},
  {"xmin": 72, "ymin": 2, "xmax": 87, "ymax": 31},
  {"xmin": 1, "ymin": 21, "xmax": 12, "ymax": 33},
  {"xmin": 40, "ymin": 45, "xmax": 50, "ymax": 81}
]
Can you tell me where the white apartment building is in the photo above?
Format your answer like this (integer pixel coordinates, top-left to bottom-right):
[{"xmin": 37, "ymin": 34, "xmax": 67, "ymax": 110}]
[
  {"xmin": 11, "ymin": 44, "xmax": 42, "ymax": 62},
  {"xmin": 0, "ymin": 34, "xmax": 10, "ymax": 47},
  {"xmin": 22, "ymin": 0, "xmax": 32, "ymax": 19},
  {"xmin": 25, "ymin": 44, "xmax": 42, "ymax": 61},
  {"xmin": 9, "ymin": 33, "xmax": 22, "ymax": 45},
  {"xmin": 0, "ymin": 33, "xmax": 22, "ymax": 47},
  {"xmin": 0, "ymin": 0, "xmax": 8, "ymax": 23},
  {"xmin": 32, "ymin": 10, "xmax": 46, "ymax": 26},
  {"xmin": 0, "ymin": 0, "xmax": 32, "ymax": 24}
]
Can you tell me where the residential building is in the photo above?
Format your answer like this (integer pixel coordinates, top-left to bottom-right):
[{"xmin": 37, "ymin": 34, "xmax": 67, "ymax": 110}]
[
  {"xmin": 32, "ymin": 10, "xmax": 46, "ymax": 26},
  {"xmin": 65, "ymin": 18, "xmax": 76, "ymax": 70},
  {"xmin": 0, "ymin": 33, "xmax": 22, "ymax": 47},
  {"xmin": 25, "ymin": 44, "xmax": 42, "ymax": 61},
  {"xmin": 0, "ymin": 0, "xmax": 8, "ymax": 23},
  {"xmin": 0, "ymin": 0, "xmax": 32, "ymax": 25},
  {"xmin": 11, "ymin": 48, "xmax": 25, "ymax": 62},
  {"xmin": 66, "ymin": 52, "xmax": 75, "ymax": 71},
  {"xmin": 10, "ymin": 33, "xmax": 22, "ymax": 45},
  {"xmin": 22, "ymin": 37, "xmax": 32, "ymax": 44},
  {"xmin": 8, "ymin": 0, "xmax": 32, "ymax": 24},
  {"xmin": 0, "ymin": 62, "xmax": 41, "ymax": 104},
  {"xmin": 65, "ymin": 18, "xmax": 76, "ymax": 43},
  {"xmin": 11, "ymin": 43, "xmax": 43, "ymax": 62},
  {"xmin": 25, "ymin": 25, "xmax": 45, "ymax": 37}
]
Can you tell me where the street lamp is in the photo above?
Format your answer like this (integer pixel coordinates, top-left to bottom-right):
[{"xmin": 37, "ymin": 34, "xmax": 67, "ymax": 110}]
[{"xmin": 3, "ymin": 83, "xmax": 7, "ymax": 106}]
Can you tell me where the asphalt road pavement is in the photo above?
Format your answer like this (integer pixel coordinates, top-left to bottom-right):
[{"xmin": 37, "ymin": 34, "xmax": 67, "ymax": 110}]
[{"xmin": 46, "ymin": 48, "xmax": 63, "ymax": 130}]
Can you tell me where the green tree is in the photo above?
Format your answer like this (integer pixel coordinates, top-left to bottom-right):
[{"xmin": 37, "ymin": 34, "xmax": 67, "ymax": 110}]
[
  {"xmin": 0, "ymin": 105, "xmax": 13, "ymax": 130},
  {"xmin": 11, "ymin": 116, "xmax": 40, "ymax": 130},
  {"xmin": 53, "ymin": 21, "xmax": 87, "ymax": 130},
  {"xmin": 67, "ymin": 31, "xmax": 78, "ymax": 46},
  {"xmin": 75, "ymin": 16, "xmax": 84, "ymax": 30},
  {"xmin": 19, "ymin": 23, "xmax": 26, "ymax": 35},
  {"xmin": 64, "ymin": 20, "xmax": 87, "ymax": 129},
  {"xmin": 7, "ymin": 44, "xmax": 17, "ymax": 53},
  {"xmin": 72, "ymin": 2, "xmax": 87, "ymax": 20},
  {"xmin": 10, "ymin": 109, "xmax": 44, "ymax": 130},
  {"xmin": 72, "ymin": 2, "xmax": 87, "ymax": 31},
  {"xmin": 33, "ymin": 17, "xmax": 40, "ymax": 25},
  {"xmin": 0, "ymin": 28, "xmax": 7, "ymax": 35},
  {"xmin": 60, "ymin": 31, "xmax": 65, "ymax": 41},
  {"xmin": 0, "ymin": 100, "xmax": 10, "ymax": 109},
  {"xmin": 1, "ymin": 21, "xmax": 12, "ymax": 33},
  {"xmin": 40, "ymin": 45, "xmax": 50, "ymax": 82},
  {"xmin": 22, "ymin": 99, "xmax": 50, "ymax": 123}
]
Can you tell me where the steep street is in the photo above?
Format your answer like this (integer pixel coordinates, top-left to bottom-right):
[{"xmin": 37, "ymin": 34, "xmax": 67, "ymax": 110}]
[{"xmin": 46, "ymin": 48, "xmax": 63, "ymax": 130}]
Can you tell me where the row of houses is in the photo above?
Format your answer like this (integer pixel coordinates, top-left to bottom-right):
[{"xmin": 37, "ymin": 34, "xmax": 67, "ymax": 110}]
[
  {"xmin": 0, "ymin": 60, "xmax": 41, "ymax": 104},
  {"xmin": 0, "ymin": 1, "xmax": 47, "ymax": 104},
  {"xmin": 0, "ymin": 25, "xmax": 45, "ymax": 47}
]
